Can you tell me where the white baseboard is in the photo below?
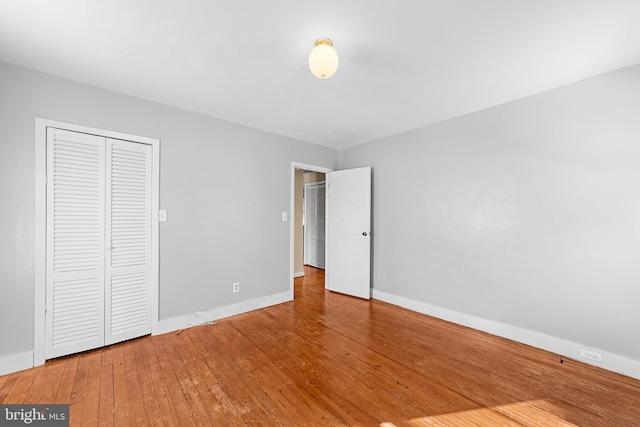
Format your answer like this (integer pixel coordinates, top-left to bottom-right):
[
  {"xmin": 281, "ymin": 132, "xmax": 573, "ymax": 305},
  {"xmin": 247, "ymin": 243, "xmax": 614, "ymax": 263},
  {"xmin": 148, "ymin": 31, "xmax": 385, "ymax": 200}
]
[
  {"xmin": 372, "ymin": 290, "xmax": 640, "ymax": 381},
  {"xmin": 294, "ymin": 271, "xmax": 304, "ymax": 278},
  {"xmin": 0, "ymin": 351, "xmax": 34, "ymax": 376},
  {"xmin": 156, "ymin": 291, "xmax": 292, "ymax": 335}
]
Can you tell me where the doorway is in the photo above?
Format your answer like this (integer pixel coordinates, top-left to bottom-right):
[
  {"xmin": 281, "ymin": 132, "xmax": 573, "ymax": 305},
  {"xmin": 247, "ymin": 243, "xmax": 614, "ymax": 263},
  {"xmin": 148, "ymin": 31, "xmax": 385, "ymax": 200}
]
[
  {"xmin": 289, "ymin": 163, "xmax": 373, "ymax": 301},
  {"xmin": 290, "ymin": 163, "xmax": 332, "ymax": 299}
]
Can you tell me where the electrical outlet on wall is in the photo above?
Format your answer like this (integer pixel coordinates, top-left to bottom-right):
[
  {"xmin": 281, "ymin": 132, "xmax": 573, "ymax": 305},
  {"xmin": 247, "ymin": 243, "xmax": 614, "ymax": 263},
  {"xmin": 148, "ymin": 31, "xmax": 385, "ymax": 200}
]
[{"xmin": 233, "ymin": 282, "xmax": 240, "ymax": 293}]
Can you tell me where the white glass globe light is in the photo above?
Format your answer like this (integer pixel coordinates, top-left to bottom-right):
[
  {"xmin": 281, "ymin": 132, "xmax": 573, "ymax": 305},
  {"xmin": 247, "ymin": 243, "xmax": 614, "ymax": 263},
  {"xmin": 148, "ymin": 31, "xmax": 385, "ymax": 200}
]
[{"xmin": 309, "ymin": 39, "xmax": 339, "ymax": 79}]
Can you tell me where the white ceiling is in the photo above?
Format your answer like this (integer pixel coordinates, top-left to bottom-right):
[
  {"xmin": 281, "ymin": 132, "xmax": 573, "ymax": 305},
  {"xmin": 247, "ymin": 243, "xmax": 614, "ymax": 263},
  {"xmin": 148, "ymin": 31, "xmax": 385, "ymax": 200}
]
[{"xmin": 1, "ymin": 1, "xmax": 640, "ymax": 149}]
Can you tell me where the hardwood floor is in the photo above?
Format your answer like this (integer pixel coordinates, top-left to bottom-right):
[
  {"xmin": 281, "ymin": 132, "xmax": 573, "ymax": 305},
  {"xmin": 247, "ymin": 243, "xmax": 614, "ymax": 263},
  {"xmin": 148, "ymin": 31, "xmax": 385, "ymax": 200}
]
[{"xmin": 2, "ymin": 266, "xmax": 639, "ymax": 426}]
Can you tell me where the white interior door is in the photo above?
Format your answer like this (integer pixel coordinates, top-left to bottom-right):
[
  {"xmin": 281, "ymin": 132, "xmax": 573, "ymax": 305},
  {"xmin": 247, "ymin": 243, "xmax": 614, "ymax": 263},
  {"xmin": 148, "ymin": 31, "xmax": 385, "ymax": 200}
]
[{"xmin": 326, "ymin": 167, "xmax": 371, "ymax": 299}]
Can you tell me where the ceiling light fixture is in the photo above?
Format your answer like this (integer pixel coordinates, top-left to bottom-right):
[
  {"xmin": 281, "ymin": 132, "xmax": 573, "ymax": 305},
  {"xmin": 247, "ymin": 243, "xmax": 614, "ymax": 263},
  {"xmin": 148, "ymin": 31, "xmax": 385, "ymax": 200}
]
[{"xmin": 308, "ymin": 38, "xmax": 339, "ymax": 79}]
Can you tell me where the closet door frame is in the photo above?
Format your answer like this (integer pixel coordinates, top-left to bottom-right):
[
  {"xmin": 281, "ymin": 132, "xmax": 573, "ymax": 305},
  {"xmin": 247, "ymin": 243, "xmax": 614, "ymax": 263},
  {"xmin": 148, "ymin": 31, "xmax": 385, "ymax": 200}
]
[{"xmin": 34, "ymin": 118, "xmax": 160, "ymax": 366}]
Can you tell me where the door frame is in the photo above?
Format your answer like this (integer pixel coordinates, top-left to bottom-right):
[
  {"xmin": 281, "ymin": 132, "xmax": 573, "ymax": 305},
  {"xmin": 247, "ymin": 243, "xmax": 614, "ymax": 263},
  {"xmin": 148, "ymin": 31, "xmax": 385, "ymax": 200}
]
[
  {"xmin": 289, "ymin": 162, "xmax": 333, "ymax": 299},
  {"xmin": 34, "ymin": 118, "xmax": 160, "ymax": 366}
]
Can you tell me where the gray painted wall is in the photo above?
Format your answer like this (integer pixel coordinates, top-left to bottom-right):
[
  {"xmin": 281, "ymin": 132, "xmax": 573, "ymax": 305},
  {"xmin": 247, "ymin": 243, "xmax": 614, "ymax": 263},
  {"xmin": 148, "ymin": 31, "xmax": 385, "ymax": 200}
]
[
  {"xmin": 0, "ymin": 61, "xmax": 338, "ymax": 359},
  {"xmin": 340, "ymin": 64, "xmax": 640, "ymax": 362},
  {"xmin": 3, "ymin": 56, "xmax": 639, "ymax": 370}
]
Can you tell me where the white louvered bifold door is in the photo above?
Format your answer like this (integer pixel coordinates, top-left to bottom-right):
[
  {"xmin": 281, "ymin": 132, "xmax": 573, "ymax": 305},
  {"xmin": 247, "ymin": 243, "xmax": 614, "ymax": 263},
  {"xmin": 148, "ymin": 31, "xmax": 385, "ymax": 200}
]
[
  {"xmin": 304, "ymin": 183, "xmax": 326, "ymax": 269},
  {"xmin": 315, "ymin": 183, "xmax": 326, "ymax": 269},
  {"xmin": 305, "ymin": 184, "xmax": 318, "ymax": 266},
  {"xmin": 105, "ymin": 138, "xmax": 152, "ymax": 345},
  {"xmin": 46, "ymin": 128, "xmax": 106, "ymax": 359}
]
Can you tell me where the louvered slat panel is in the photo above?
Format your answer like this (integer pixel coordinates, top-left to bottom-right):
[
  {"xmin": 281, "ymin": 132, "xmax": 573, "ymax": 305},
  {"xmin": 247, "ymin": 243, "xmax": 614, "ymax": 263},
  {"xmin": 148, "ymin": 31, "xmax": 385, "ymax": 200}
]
[
  {"xmin": 46, "ymin": 128, "xmax": 105, "ymax": 358},
  {"xmin": 105, "ymin": 139, "xmax": 151, "ymax": 345},
  {"xmin": 51, "ymin": 278, "xmax": 101, "ymax": 346},
  {"xmin": 110, "ymin": 146, "xmax": 149, "ymax": 268},
  {"xmin": 52, "ymin": 139, "xmax": 101, "ymax": 273},
  {"xmin": 109, "ymin": 273, "xmax": 148, "ymax": 334}
]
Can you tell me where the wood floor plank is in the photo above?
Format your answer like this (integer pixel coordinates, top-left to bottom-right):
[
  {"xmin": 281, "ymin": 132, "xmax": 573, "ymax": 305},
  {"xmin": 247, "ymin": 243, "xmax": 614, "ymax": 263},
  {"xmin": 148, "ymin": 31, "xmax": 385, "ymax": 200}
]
[
  {"xmin": 205, "ymin": 323, "xmax": 328, "ymax": 426},
  {"xmin": 148, "ymin": 335, "xmax": 199, "ymax": 426},
  {"xmin": 494, "ymin": 399, "xmax": 580, "ymax": 427},
  {"xmin": 30, "ymin": 359, "xmax": 66, "ymax": 404},
  {"xmin": 131, "ymin": 339, "xmax": 163, "ymax": 424},
  {"xmin": 121, "ymin": 341, "xmax": 147, "ymax": 426},
  {"xmin": 139, "ymin": 335, "xmax": 181, "ymax": 427},
  {"xmin": 98, "ymin": 345, "xmax": 115, "ymax": 426},
  {"xmin": 245, "ymin": 308, "xmax": 472, "ymax": 422},
  {"xmin": 296, "ymin": 286, "xmax": 631, "ymax": 426},
  {"xmin": 54, "ymin": 356, "xmax": 79, "ymax": 404},
  {"xmin": 225, "ymin": 319, "xmax": 360, "ymax": 421},
  {"xmin": 67, "ymin": 353, "xmax": 91, "ymax": 425},
  {"xmin": 263, "ymin": 297, "xmax": 483, "ymax": 416},
  {"xmin": 69, "ymin": 352, "xmax": 89, "ymax": 406},
  {"xmin": 172, "ymin": 329, "xmax": 235, "ymax": 425},
  {"xmin": 110, "ymin": 344, "xmax": 130, "ymax": 427},
  {"xmin": 2, "ymin": 368, "xmax": 37, "ymax": 404},
  {"xmin": 79, "ymin": 350, "xmax": 103, "ymax": 426},
  {"xmin": 194, "ymin": 324, "xmax": 290, "ymax": 425},
  {"xmin": 156, "ymin": 331, "xmax": 216, "ymax": 426},
  {"xmin": 175, "ymin": 328, "xmax": 250, "ymax": 426},
  {"xmin": 1, "ymin": 266, "xmax": 639, "ymax": 426},
  {"xmin": 169, "ymin": 330, "xmax": 237, "ymax": 425}
]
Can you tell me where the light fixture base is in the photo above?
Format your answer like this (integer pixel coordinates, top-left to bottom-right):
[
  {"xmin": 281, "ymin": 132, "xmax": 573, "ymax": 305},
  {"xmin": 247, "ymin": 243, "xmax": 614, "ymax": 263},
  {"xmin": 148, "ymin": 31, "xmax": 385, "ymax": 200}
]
[{"xmin": 315, "ymin": 38, "xmax": 333, "ymax": 47}]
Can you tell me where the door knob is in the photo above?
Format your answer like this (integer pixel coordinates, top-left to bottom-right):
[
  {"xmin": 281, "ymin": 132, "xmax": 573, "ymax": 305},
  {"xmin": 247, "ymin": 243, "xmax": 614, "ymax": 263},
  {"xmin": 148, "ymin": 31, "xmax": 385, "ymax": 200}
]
[{"xmin": 362, "ymin": 231, "xmax": 368, "ymax": 236}]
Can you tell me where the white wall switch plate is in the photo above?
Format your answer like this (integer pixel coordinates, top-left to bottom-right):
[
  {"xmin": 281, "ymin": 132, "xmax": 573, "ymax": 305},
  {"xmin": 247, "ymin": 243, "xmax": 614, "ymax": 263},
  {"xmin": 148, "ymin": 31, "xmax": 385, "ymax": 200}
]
[
  {"xmin": 282, "ymin": 212, "xmax": 288, "ymax": 221},
  {"xmin": 159, "ymin": 210, "xmax": 167, "ymax": 222}
]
